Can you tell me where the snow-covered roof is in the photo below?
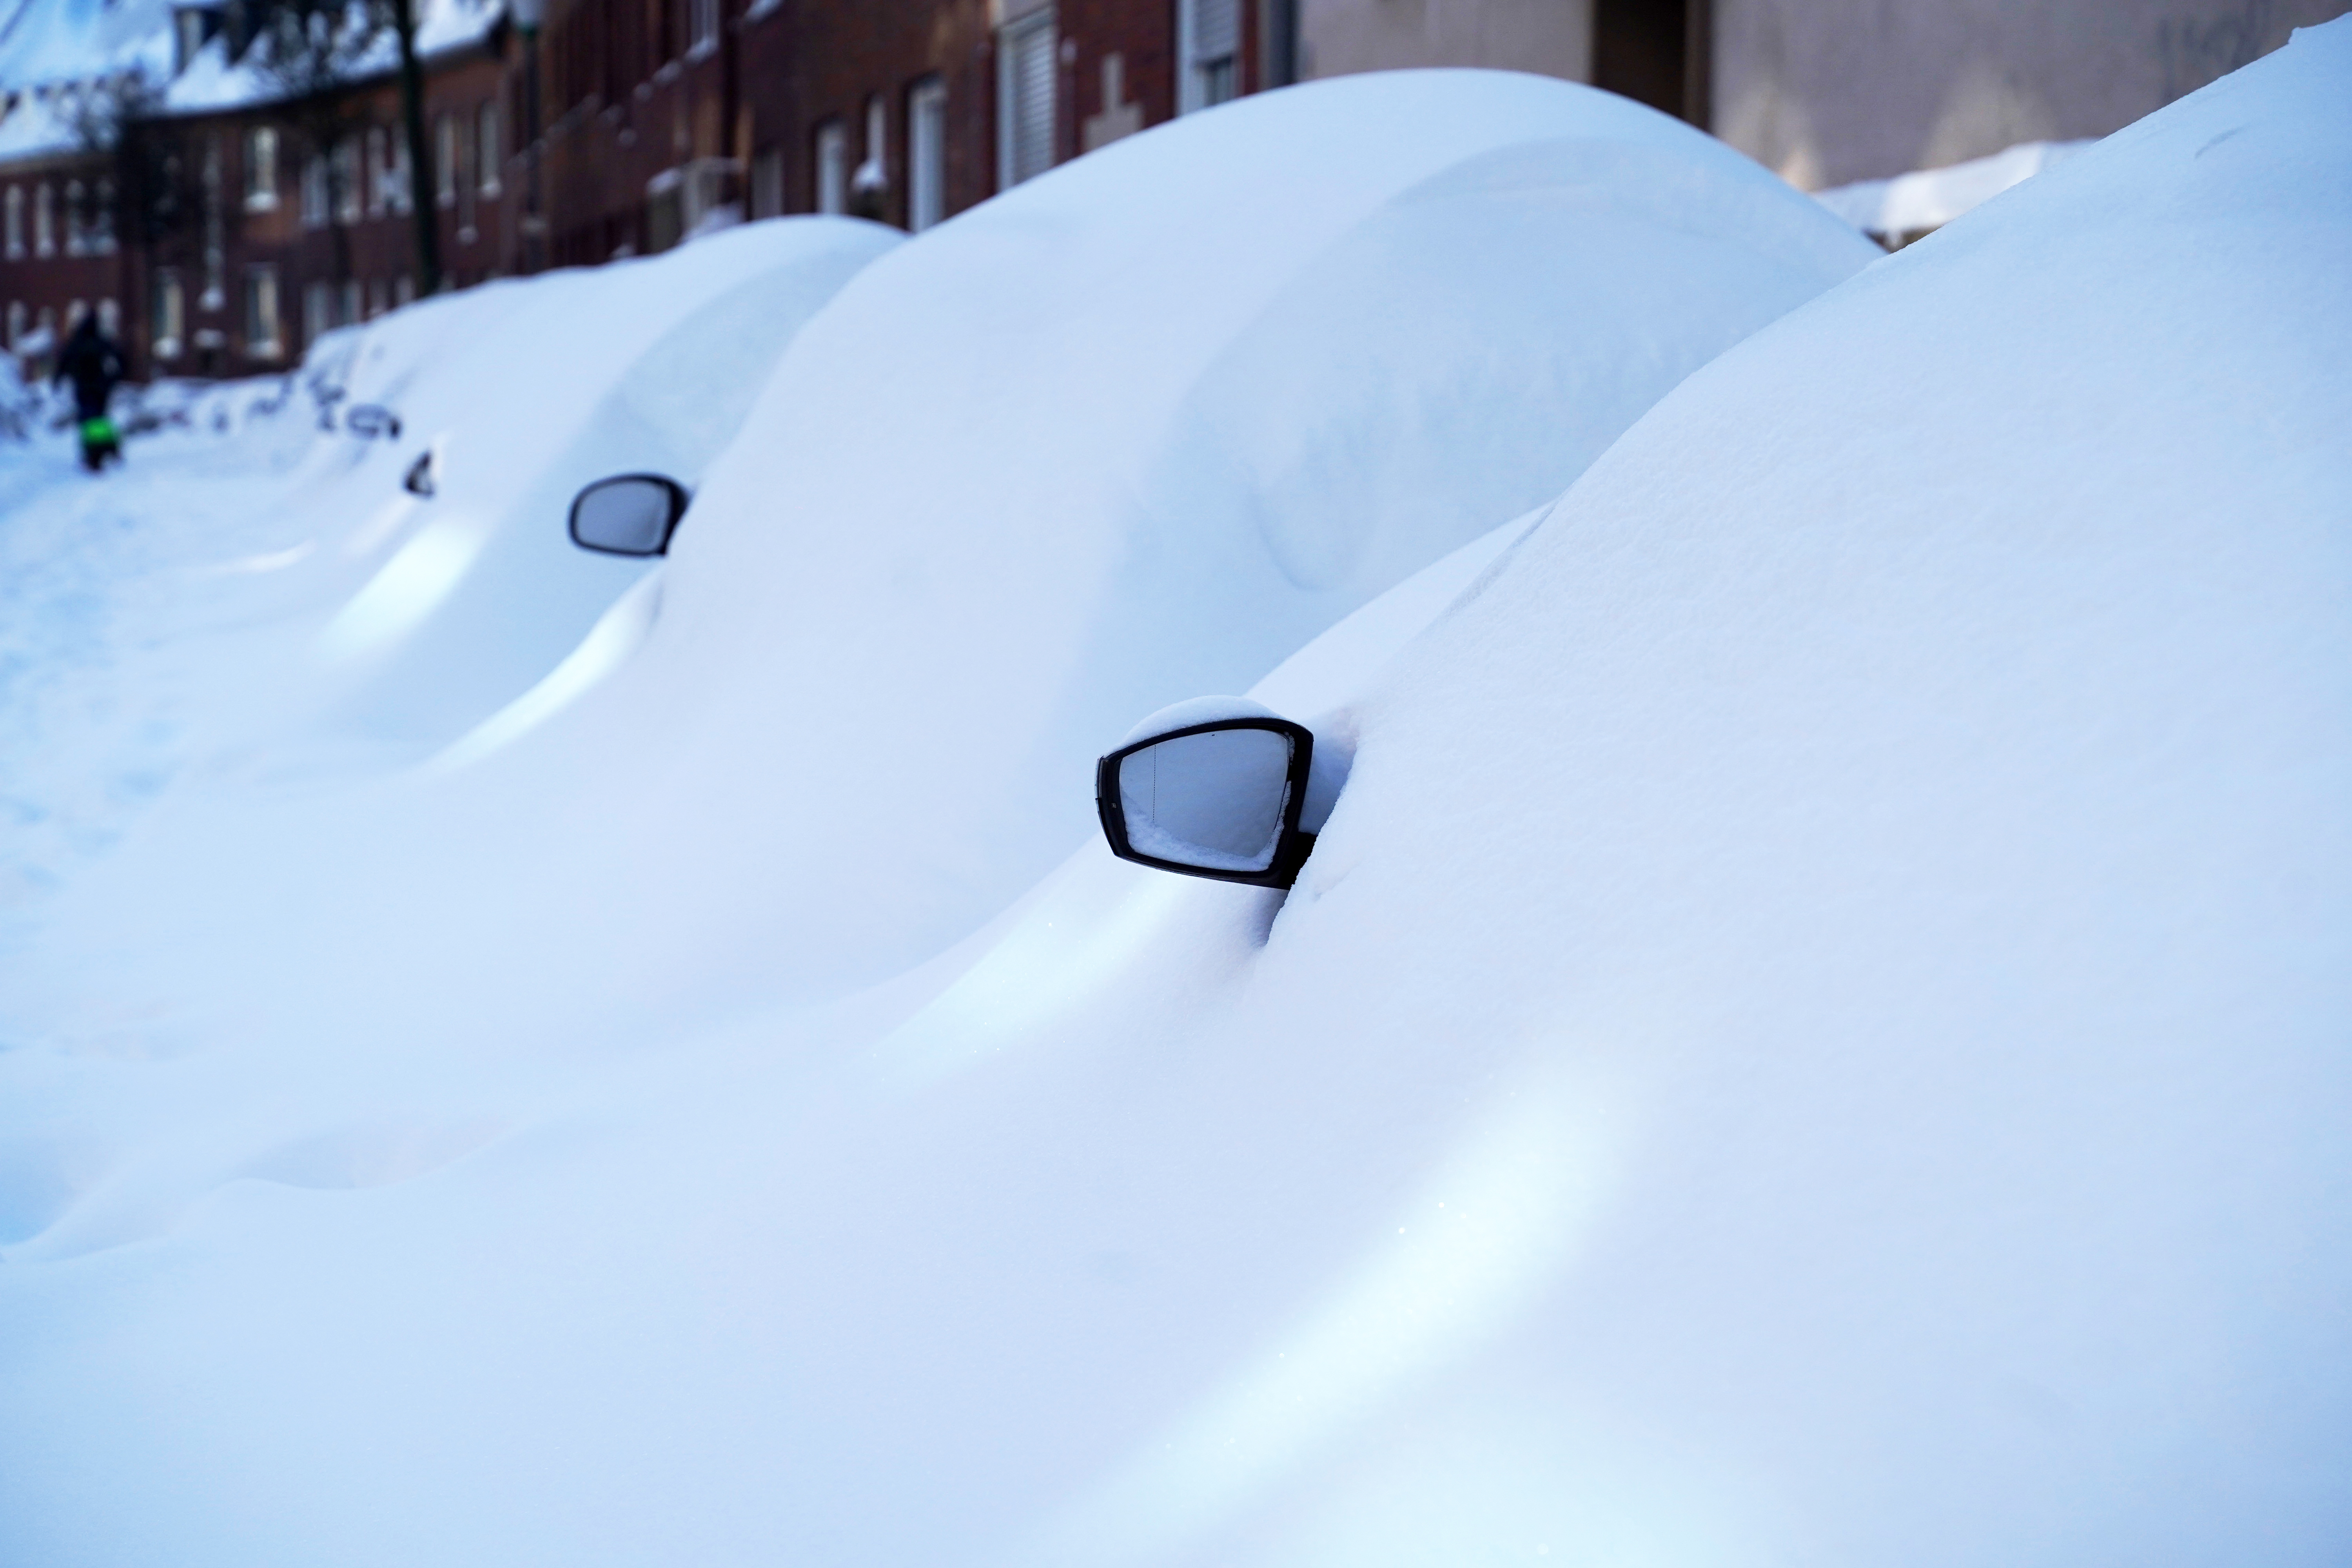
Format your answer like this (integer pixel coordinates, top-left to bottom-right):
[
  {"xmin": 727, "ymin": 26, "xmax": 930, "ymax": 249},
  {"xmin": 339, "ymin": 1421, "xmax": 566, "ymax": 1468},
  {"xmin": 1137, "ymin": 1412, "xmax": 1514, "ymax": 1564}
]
[
  {"xmin": 1813, "ymin": 137, "xmax": 2096, "ymax": 238},
  {"xmin": 0, "ymin": 0, "xmax": 175, "ymax": 91},
  {"xmin": 0, "ymin": 0, "xmax": 505, "ymax": 143},
  {"xmin": 0, "ymin": 81, "xmax": 84, "ymax": 163}
]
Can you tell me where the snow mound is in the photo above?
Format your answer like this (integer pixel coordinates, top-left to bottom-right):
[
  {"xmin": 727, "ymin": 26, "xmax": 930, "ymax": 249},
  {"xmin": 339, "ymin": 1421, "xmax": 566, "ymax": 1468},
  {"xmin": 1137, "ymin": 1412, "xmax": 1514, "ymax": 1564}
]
[
  {"xmin": 866, "ymin": 21, "xmax": 2352, "ymax": 1564},
  {"xmin": 407, "ymin": 67, "xmax": 1878, "ymax": 1027},
  {"xmin": 1813, "ymin": 136, "xmax": 2096, "ymax": 239},
  {"xmin": 238, "ymin": 215, "xmax": 900, "ymax": 766},
  {"xmin": 2, "ymin": 68, "xmax": 1875, "ymax": 1085}
]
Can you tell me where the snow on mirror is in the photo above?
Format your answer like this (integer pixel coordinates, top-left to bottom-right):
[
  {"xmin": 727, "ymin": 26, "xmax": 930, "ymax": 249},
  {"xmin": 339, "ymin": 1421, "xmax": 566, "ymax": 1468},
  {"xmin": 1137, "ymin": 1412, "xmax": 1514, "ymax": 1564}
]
[
  {"xmin": 569, "ymin": 474, "xmax": 690, "ymax": 557},
  {"xmin": 1096, "ymin": 711, "xmax": 1319, "ymax": 888},
  {"xmin": 1123, "ymin": 728, "xmax": 1290, "ymax": 869}
]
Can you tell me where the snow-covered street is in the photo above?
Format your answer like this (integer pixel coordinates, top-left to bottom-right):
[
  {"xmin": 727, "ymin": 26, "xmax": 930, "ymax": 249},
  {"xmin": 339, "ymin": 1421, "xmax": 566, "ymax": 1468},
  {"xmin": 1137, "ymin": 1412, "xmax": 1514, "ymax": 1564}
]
[{"xmin": 1, "ymin": 22, "xmax": 2349, "ymax": 1568}]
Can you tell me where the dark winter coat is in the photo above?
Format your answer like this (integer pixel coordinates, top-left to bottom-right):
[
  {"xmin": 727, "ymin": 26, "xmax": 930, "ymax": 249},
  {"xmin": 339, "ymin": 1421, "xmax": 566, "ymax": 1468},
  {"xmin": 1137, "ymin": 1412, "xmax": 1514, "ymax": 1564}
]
[{"xmin": 53, "ymin": 318, "xmax": 125, "ymax": 421}]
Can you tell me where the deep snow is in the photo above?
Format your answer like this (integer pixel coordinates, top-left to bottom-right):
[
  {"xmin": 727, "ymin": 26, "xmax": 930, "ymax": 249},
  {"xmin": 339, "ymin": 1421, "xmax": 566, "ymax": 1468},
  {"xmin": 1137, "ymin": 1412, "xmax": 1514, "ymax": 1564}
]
[
  {"xmin": 1, "ymin": 31, "xmax": 2347, "ymax": 1568},
  {"xmin": 2, "ymin": 68, "xmax": 1871, "ymax": 1082}
]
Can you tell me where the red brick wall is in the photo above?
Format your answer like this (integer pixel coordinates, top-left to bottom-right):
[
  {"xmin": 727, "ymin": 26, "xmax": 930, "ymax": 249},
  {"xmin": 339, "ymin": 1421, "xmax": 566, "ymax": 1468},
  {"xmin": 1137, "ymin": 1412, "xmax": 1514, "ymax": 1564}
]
[{"xmin": 0, "ymin": 1, "xmax": 1283, "ymax": 381}]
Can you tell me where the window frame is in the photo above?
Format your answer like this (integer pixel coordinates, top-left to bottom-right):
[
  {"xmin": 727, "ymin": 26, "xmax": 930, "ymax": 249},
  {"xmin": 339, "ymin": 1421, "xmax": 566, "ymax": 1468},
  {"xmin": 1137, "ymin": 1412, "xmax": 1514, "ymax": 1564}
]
[
  {"xmin": 244, "ymin": 125, "xmax": 279, "ymax": 212},
  {"xmin": 244, "ymin": 266, "xmax": 283, "ymax": 359},
  {"xmin": 435, "ymin": 113, "xmax": 459, "ymax": 206},
  {"xmin": 814, "ymin": 119, "xmax": 847, "ymax": 215},
  {"xmin": 750, "ymin": 146, "xmax": 784, "ymax": 220},
  {"xmin": 1176, "ymin": 0, "xmax": 1242, "ymax": 115},
  {"xmin": 907, "ymin": 77, "xmax": 947, "ymax": 232},
  {"xmin": 475, "ymin": 101, "xmax": 502, "ymax": 198}
]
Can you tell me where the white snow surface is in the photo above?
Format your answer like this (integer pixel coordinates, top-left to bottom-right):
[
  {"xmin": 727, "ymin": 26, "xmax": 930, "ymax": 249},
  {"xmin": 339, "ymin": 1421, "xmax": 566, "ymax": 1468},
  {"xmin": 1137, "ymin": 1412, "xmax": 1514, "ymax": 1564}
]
[
  {"xmin": 1812, "ymin": 136, "xmax": 2100, "ymax": 237},
  {"xmin": 3, "ymin": 69, "xmax": 1871, "ymax": 1082},
  {"xmin": 4, "ymin": 29, "xmax": 2345, "ymax": 1566}
]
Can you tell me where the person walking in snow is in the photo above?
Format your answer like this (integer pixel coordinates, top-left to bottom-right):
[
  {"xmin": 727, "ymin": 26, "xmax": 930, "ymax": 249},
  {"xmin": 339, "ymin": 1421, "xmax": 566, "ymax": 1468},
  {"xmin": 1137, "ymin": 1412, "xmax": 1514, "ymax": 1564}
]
[{"xmin": 53, "ymin": 311, "xmax": 125, "ymax": 472}]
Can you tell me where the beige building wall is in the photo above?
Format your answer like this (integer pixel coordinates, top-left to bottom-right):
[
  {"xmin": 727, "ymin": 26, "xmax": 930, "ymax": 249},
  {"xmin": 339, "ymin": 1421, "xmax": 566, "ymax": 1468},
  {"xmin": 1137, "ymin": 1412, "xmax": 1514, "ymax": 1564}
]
[
  {"xmin": 1295, "ymin": 0, "xmax": 2348, "ymax": 192},
  {"xmin": 1297, "ymin": 0, "xmax": 1594, "ymax": 83},
  {"xmin": 1719, "ymin": 0, "xmax": 2352, "ymax": 189}
]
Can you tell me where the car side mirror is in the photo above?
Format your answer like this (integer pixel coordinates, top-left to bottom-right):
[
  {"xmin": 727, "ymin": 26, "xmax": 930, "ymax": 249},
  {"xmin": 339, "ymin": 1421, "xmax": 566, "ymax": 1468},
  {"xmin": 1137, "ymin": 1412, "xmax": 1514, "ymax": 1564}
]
[
  {"xmin": 1096, "ymin": 712, "xmax": 1318, "ymax": 888},
  {"xmin": 569, "ymin": 473, "xmax": 690, "ymax": 557}
]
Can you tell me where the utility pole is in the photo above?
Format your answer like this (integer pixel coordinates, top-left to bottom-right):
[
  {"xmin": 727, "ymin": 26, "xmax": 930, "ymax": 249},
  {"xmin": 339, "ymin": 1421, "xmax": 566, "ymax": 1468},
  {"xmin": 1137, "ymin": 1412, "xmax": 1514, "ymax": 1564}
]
[{"xmin": 391, "ymin": 0, "xmax": 441, "ymax": 295}]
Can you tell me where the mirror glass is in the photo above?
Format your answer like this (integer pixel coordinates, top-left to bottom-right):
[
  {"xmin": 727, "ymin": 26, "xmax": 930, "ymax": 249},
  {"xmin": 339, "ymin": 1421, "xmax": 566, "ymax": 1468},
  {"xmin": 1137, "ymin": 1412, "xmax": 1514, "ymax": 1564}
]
[
  {"xmin": 1118, "ymin": 726, "xmax": 1292, "ymax": 873},
  {"xmin": 571, "ymin": 476, "xmax": 678, "ymax": 556}
]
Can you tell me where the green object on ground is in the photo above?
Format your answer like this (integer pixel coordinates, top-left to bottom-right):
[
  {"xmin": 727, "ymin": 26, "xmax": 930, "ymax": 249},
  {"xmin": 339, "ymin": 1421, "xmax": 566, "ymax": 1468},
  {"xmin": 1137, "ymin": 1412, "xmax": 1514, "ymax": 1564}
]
[{"xmin": 80, "ymin": 416, "xmax": 117, "ymax": 443}]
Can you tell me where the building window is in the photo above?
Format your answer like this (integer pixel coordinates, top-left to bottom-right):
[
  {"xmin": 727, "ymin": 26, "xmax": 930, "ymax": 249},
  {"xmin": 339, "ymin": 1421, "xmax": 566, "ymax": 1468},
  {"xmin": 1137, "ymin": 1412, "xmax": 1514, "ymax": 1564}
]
[
  {"xmin": 1179, "ymin": 0, "xmax": 1241, "ymax": 113},
  {"xmin": 750, "ymin": 146, "xmax": 783, "ymax": 219},
  {"xmin": 367, "ymin": 127, "xmax": 390, "ymax": 214},
  {"xmin": 202, "ymin": 135, "xmax": 225, "ymax": 307},
  {"xmin": 4, "ymin": 186, "xmax": 20, "ymax": 258},
  {"xmin": 93, "ymin": 179, "xmax": 115, "ymax": 252},
  {"xmin": 847, "ymin": 93, "xmax": 888, "ymax": 216},
  {"xmin": 866, "ymin": 94, "xmax": 889, "ymax": 177},
  {"xmin": 435, "ymin": 113, "xmax": 459, "ymax": 206},
  {"xmin": 333, "ymin": 140, "xmax": 361, "ymax": 224},
  {"xmin": 476, "ymin": 102, "xmax": 501, "ymax": 196},
  {"xmin": 394, "ymin": 274, "xmax": 414, "ymax": 307},
  {"xmin": 814, "ymin": 120, "xmax": 847, "ymax": 214},
  {"xmin": 304, "ymin": 279, "xmax": 332, "ymax": 346},
  {"xmin": 907, "ymin": 78, "xmax": 946, "ymax": 232},
  {"xmin": 97, "ymin": 298, "xmax": 120, "ymax": 337},
  {"xmin": 64, "ymin": 181, "xmax": 87, "ymax": 255},
  {"xmin": 152, "ymin": 274, "xmax": 184, "ymax": 359},
  {"xmin": 388, "ymin": 132, "xmax": 413, "ymax": 214},
  {"xmin": 301, "ymin": 153, "xmax": 329, "ymax": 227},
  {"xmin": 245, "ymin": 268, "xmax": 283, "ymax": 357},
  {"xmin": 244, "ymin": 125, "xmax": 278, "ymax": 211},
  {"xmin": 689, "ymin": 0, "xmax": 719, "ymax": 56},
  {"xmin": 34, "ymin": 181, "xmax": 54, "ymax": 256},
  {"xmin": 340, "ymin": 278, "xmax": 361, "ymax": 325},
  {"xmin": 4, "ymin": 301, "xmax": 22, "ymax": 348},
  {"xmin": 996, "ymin": 7, "xmax": 1056, "ymax": 190}
]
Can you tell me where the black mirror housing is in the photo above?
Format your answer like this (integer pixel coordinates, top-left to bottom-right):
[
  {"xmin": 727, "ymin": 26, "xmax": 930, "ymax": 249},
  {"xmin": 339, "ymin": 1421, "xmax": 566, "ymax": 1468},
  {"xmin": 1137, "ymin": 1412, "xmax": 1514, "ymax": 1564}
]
[
  {"xmin": 1096, "ymin": 716, "xmax": 1318, "ymax": 888},
  {"xmin": 569, "ymin": 473, "xmax": 690, "ymax": 557}
]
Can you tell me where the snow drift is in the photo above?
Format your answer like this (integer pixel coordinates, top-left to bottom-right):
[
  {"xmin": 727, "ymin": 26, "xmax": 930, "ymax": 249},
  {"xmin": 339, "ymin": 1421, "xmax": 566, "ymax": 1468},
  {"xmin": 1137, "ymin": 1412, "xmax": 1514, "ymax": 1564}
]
[
  {"xmin": 11, "ymin": 20, "xmax": 2345, "ymax": 1565},
  {"xmin": 235, "ymin": 215, "xmax": 901, "ymax": 766},
  {"xmin": 22, "ymin": 67, "xmax": 1874, "ymax": 1098}
]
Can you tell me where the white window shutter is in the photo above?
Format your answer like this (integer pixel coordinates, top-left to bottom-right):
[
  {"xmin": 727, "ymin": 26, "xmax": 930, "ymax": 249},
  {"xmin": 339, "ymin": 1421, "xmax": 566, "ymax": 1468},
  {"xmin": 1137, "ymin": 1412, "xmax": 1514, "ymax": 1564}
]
[
  {"xmin": 998, "ymin": 11, "xmax": 1056, "ymax": 189},
  {"xmin": 1195, "ymin": 0, "xmax": 1238, "ymax": 62}
]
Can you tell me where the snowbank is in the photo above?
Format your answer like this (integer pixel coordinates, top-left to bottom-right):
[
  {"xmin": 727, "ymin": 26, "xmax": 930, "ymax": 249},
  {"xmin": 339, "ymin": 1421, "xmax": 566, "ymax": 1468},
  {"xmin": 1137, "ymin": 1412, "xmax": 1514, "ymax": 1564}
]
[
  {"xmin": 255, "ymin": 215, "xmax": 899, "ymax": 762},
  {"xmin": 0, "ymin": 215, "xmax": 891, "ymax": 991},
  {"xmin": 795, "ymin": 23, "xmax": 2350, "ymax": 1564},
  {"xmin": 16, "ymin": 20, "xmax": 2341, "ymax": 1563},
  {"xmin": 1813, "ymin": 137, "xmax": 2096, "ymax": 242},
  {"xmin": 249, "ymin": 67, "xmax": 1875, "ymax": 1046},
  {"xmin": 0, "ymin": 69, "xmax": 1874, "ymax": 1100}
]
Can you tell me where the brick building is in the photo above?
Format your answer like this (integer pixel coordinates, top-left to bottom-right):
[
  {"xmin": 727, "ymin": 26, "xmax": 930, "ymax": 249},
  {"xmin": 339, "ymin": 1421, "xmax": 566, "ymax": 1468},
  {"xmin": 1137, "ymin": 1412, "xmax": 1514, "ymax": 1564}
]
[
  {"xmin": 0, "ymin": 1, "xmax": 522, "ymax": 381},
  {"xmin": 535, "ymin": 0, "xmax": 1289, "ymax": 259},
  {"xmin": 2, "ymin": 0, "xmax": 2339, "ymax": 385},
  {"xmin": 0, "ymin": 0, "xmax": 1319, "ymax": 382}
]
